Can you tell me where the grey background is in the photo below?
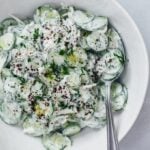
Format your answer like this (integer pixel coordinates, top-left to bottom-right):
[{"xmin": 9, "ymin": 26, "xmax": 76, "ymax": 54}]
[{"xmin": 118, "ymin": 0, "xmax": 150, "ymax": 150}]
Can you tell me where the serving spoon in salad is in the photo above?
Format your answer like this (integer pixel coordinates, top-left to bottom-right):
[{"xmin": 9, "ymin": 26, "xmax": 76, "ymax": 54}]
[{"xmin": 95, "ymin": 48, "xmax": 126, "ymax": 150}]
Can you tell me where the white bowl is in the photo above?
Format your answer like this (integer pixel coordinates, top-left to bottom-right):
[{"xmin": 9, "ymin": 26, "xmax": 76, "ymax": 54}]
[{"xmin": 0, "ymin": 0, "xmax": 149, "ymax": 150}]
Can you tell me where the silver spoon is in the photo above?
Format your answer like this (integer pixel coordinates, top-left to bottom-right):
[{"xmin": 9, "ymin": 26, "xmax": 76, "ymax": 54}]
[
  {"xmin": 96, "ymin": 48, "xmax": 125, "ymax": 150},
  {"xmin": 103, "ymin": 79, "xmax": 120, "ymax": 150}
]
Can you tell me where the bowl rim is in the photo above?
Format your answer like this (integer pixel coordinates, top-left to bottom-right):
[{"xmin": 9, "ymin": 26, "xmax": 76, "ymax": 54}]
[
  {"xmin": 0, "ymin": 0, "xmax": 149, "ymax": 149},
  {"xmin": 114, "ymin": 0, "xmax": 150, "ymax": 142}
]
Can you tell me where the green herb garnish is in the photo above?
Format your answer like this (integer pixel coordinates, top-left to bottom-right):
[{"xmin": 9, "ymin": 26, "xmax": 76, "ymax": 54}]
[
  {"xmin": 58, "ymin": 101, "xmax": 68, "ymax": 109},
  {"xmin": 33, "ymin": 28, "xmax": 40, "ymax": 42},
  {"xmin": 17, "ymin": 76, "xmax": 26, "ymax": 84},
  {"xmin": 34, "ymin": 96, "xmax": 43, "ymax": 100},
  {"xmin": 59, "ymin": 50, "xmax": 65, "ymax": 55},
  {"xmin": 28, "ymin": 57, "xmax": 31, "ymax": 62},
  {"xmin": 114, "ymin": 53, "xmax": 126, "ymax": 65},
  {"xmin": 61, "ymin": 66, "xmax": 69, "ymax": 75}
]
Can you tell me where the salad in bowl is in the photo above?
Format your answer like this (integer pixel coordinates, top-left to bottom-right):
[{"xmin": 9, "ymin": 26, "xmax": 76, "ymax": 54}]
[{"xmin": 0, "ymin": 4, "xmax": 127, "ymax": 150}]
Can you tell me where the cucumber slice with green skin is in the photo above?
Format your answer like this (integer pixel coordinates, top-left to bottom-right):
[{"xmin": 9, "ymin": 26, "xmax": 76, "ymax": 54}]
[
  {"xmin": 100, "ymin": 83, "xmax": 128, "ymax": 111},
  {"xmin": 34, "ymin": 4, "xmax": 60, "ymax": 25},
  {"xmin": 100, "ymin": 82, "xmax": 123, "ymax": 98},
  {"xmin": 0, "ymin": 101, "xmax": 22, "ymax": 125},
  {"xmin": 0, "ymin": 33, "xmax": 15, "ymax": 51},
  {"xmin": 81, "ymin": 17, "xmax": 108, "ymax": 31},
  {"xmin": 72, "ymin": 10, "xmax": 94, "ymax": 26},
  {"xmin": 0, "ymin": 24, "xmax": 4, "ymax": 36},
  {"xmin": 95, "ymin": 49, "xmax": 124, "ymax": 77},
  {"xmin": 0, "ymin": 51, "xmax": 8, "ymax": 71},
  {"xmin": 23, "ymin": 117, "xmax": 49, "ymax": 136},
  {"xmin": 1, "ymin": 18, "xmax": 18, "ymax": 29},
  {"xmin": 112, "ymin": 86, "xmax": 128, "ymax": 111},
  {"xmin": 111, "ymin": 82, "xmax": 123, "ymax": 97},
  {"xmin": 104, "ymin": 49, "xmax": 124, "ymax": 74},
  {"xmin": 108, "ymin": 28, "xmax": 124, "ymax": 51},
  {"xmin": 62, "ymin": 123, "xmax": 81, "ymax": 136},
  {"xmin": 42, "ymin": 133, "xmax": 71, "ymax": 150},
  {"xmin": 86, "ymin": 31, "xmax": 108, "ymax": 51},
  {"xmin": 4, "ymin": 77, "xmax": 21, "ymax": 95}
]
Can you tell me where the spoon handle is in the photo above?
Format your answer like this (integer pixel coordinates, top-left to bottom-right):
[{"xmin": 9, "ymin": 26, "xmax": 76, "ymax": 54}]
[{"xmin": 105, "ymin": 82, "xmax": 120, "ymax": 150}]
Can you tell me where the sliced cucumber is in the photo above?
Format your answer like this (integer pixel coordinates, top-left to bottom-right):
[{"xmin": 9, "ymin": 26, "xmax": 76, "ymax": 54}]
[
  {"xmin": 81, "ymin": 16, "xmax": 108, "ymax": 31},
  {"xmin": 0, "ymin": 51, "xmax": 8, "ymax": 71},
  {"xmin": 4, "ymin": 77, "xmax": 21, "ymax": 95},
  {"xmin": 34, "ymin": 4, "xmax": 60, "ymax": 25},
  {"xmin": 86, "ymin": 31, "xmax": 108, "ymax": 51},
  {"xmin": 1, "ymin": 18, "xmax": 18, "ymax": 30},
  {"xmin": 23, "ymin": 117, "xmax": 49, "ymax": 136},
  {"xmin": 108, "ymin": 28, "xmax": 124, "ymax": 51},
  {"xmin": 73, "ymin": 12, "xmax": 108, "ymax": 31},
  {"xmin": 95, "ymin": 49, "xmax": 124, "ymax": 77},
  {"xmin": 100, "ymin": 82, "xmax": 123, "ymax": 98},
  {"xmin": 42, "ymin": 133, "xmax": 71, "ymax": 150},
  {"xmin": 104, "ymin": 49, "xmax": 124, "ymax": 74},
  {"xmin": 0, "ymin": 101, "xmax": 22, "ymax": 125},
  {"xmin": 99, "ymin": 82, "xmax": 128, "ymax": 111},
  {"xmin": 0, "ymin": 33, "xmax": 15, "ymax": 51},
  {"xmin": 72, "ymin": 10, "xmax": 94, "ymax": 26},
  {"xmin": 111, "ymin": 82, "xmax": 123, "ymax": 97},
  {"xmin": 112, "ymin": 86, "xmax": 128, "ymax": 111},
  {"xmin": 62, "ymin": 123, "xmax": 81, "ymax": 136},
  {"xmin": 0, "ymin": 24, "xmax": 4, "ymax": 36}
]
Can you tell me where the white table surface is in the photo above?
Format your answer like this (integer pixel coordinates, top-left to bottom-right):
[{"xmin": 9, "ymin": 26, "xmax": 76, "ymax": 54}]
[{"xmin": 118, "ymin": 0, "xmax": 150, "ymax": 149}]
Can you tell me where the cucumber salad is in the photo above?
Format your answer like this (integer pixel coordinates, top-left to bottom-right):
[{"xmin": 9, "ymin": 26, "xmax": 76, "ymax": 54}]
[{"xmin": 0, "ymin": 4, "xmax": 128, "ymax": 150}]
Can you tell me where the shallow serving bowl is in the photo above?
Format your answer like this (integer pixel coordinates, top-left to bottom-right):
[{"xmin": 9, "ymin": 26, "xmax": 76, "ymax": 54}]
[{"xmin": 0, "ymin": 0, "xmax": 149, "ymax": 150}]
